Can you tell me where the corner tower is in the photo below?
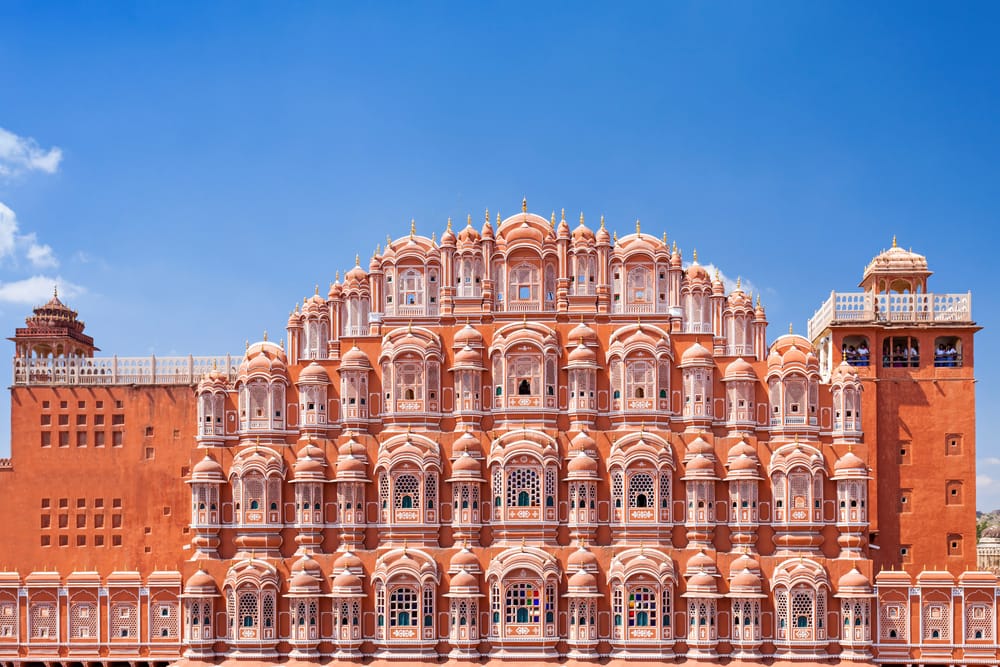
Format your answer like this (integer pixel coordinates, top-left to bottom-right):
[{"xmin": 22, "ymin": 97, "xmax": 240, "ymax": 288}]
[{"xmin": 809, "ymin": 239, "xmax": 978, "ymax": 572}]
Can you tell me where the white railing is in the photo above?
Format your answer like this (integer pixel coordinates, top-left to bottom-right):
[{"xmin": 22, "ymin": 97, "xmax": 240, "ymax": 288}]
[
  {"xmin": 612, "ymin": 302, "xmax": 656, "ymax": 314},
  {"xmin": 13, "ymin": 355, "xmax": 239, "ymax": 386},
  {"xmin": 388, "ymin": 304, "xmax": 438, "ymax": 318},
  {"xmin": 344, "ymin": 325, "xmax": 368, "ymax": 337},
  {"xmin": 725, "ymin": 344, "xmax": 755, "ymax": 357},
  {"xmin": 808, "ymin": 291, "xmax": 972, "ymax": 340}
]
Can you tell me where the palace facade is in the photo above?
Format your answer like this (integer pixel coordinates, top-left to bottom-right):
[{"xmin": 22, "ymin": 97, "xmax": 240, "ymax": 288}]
[{"xmin": 0, "ymin": 202, "xmax": 989, "ymax": 666}]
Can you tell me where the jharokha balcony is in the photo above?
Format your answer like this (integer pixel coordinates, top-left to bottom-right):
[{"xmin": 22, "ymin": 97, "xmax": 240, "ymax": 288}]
[
  {"xmin": 12, "ymin": 355, "xmax": 239, "ymax": 386},
  {"xmin": 807, "ymin": 291, "xmax": 972, "ymax": 341}
]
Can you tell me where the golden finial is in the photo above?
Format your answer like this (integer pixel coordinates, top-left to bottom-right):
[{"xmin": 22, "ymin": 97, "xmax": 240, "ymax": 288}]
[
  {"xmin": 431, "ymin": 231, "xmax": 437, "ymax": 244},
  {"xmin": 263, "ymin": 329, "xmax": 268, "ymax": 341},
  {"xmin": 355, "ymin": 254, "xmax": 360, "ymax": 266},
  {"xmin": 446, "ymin": 217, "xmax": 452, "ymax": 231},
  {"xmin": 315, "ymin": 284, "xmax": 319, "ymax": 295},
  {"xmin": 613, "ymin": 230, "xmax": 618, "ymax": 242},
  {"xmin": 466, "ymin": 213, "xmax": 472, "ymax": 227},
  {"xmin": 579, "ymin": 211, "xmax": 584, "ymax": 226},
  {"xmin": 386, "ymin": 234, "xmax": 392, "ymax": 246},
  {"xmin": 376, "ymin": 243, "xmax": 381, "ymax": 255},
  {"xmin": 693, "ymin": 248, "xmax": 698, "ymax": 262},
  {"xmin": 662, "ymin": 232, "xmax": 667, "ymax": 244},
  {"xmin": 636, "ymin": 219, "xmax": 641, "ymax": 235},
  {"xmin": 212, "ymin": 359, "xmax": 217, "ymax": 370},
  {"xmin": 53, "ymin": 284, "xmax": 58, "ymax": 298},
  {"xmin": 561, "ymin": 208, "xmax": 566, "ymax": 223},
  {"xmin": 496, "ymin": 209, "xmax": 501, "ymax": 222},
  {"xmin": 550, "ymin": 211, "xmax": 556, "ymax": 227},
  {"xmin": 736, "ymin": 276, "xmax": 741, "ymax": 290},
  {"xmin": 892, "ymin": 235, "xmax": 897, "ymax": 248},
  {"xmin": 279, "ymin": 338, "xmax": 284, "ymax": 349},
  {"xmin": 485, "ymin": 208, "xmax": 490, "ymax": 223},
  {"xmin": 410, "ymin": 219, "xmax": 416, "ymax": 236},
  {"xmin": 789, "ymin": 322, "xmax": 793, "ymax": 334},
  {"xmin": 522, "ymin": 196, "xmax": 527, "ymax": 212},
  {"xmin": 335, "ymin": 270, "xmax": 340, "ymax": 282},
  {"xmin": 672, "ymin": 240, "xmax": 677, "ymax": 254},
  {"xmin": 599, "ymin": 214, "xmax": 605, "ymax": 229},
  {"xmin": 714, "ymin": 268, "xmax": 721, "ymax": 282},
  {"xmin": 303, "ymin": 296, "xmax": 308, "ymax": 304},
  {"xmin": 756, "ymin": 294, "xmax": 761, "ymax": 308},
  {"xmin": 245, "ymin": 339, "xmax": 249, "ymax": 350}
]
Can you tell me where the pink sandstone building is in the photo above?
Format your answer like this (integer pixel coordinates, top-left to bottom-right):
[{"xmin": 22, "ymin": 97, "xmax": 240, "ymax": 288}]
[{"xmin": 0, "ymin": 202, "xmax": 988, "ymax": 666}]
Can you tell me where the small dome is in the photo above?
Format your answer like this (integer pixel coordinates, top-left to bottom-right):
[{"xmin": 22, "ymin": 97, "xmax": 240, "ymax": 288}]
[
  {"xmin": 687, "ymin": 571, "xmax": 716, "ymax": 589},
  {"xmin": 687, "ymin": 435, "xmax": 714, "ymax": 456},
  {"xmin": 344, "ymin": 263, "xmax": 367, "ymax": 286},
  {"xmin": 289, "ymin": 571, "xmax": 320, "ymax": 591},
  {"xmin": 334, "ymin": 551, "xmax": 363, "ymax": 571},
  {"xmin": 834, "ymin": 450, "xmax": 867, "ymax": 472},
  {"xmin": 336, "ymin": 454, "xmax": 367, "ymax": 477},
  {"xmin": 504, "ymin": 219, "xmax": 546, "ymax": 245},
  {"xmin": 569, "ymin": 430, "xmax": 596, "ymax": 453},
  {"xmin": 332, "ymin": 571, "xmax": 363, "ymax": 589},
  {"xmin": 730, "ymin": 568, "xmax": 762, "ymax": 590},
  {"xmin": 184, "ymin": 569, "xmax": 217, "ymax": 592},
  {"xmin": 450, "ymin": 547, "xmax": 480, "ymax": 571},
  {"xmin": 440, "ymin": 221, "xmax": 456, "ymax": 246},
  {"xmin": 681, "ymin": 341, "xmax": 713, "ymax": 365},
  {"xmin": 727, "ymin": 440, "xmax": 756, "ymax": 459},
  {"xmin": 452, "ymin": 451, "xmax": 481, "ymax": 473},
  {"xmin": 838, "ymin": 568, "xmax": 871, "ymax": 590},
  {"xmin": 596, "ymin": 219, "xmax": 611, "ymax": 245},
  {"xmin": 724, "ymin": 357, "xmax": 756, "ymax": 380},
  {"xmin": 686, "ymin": 262, "xmax": 710, "ymax": 283},
  {"xmin": 567, "ymin": 450, "xmax": 598, "ymax": 474},
  {"xmin": 457, "ymin": 219, "xmax": 481, "ymax": 244},
  {"xmin": 781, "ymin": 343, "xmax": 808, "ymax": 367},
  {"xmin": 340, "ymin": 346, "xmax": 371, "ymax": 369},
  {"xmin": 572, "ymin": 219, "xmax": 595, "ymax": 244},
  {"xmin": 567, "ymin": 322, "xmax": 598, "ymax": 344},
  {"xmin": 450, "ymin": 570, "xmax": 479, "ymax": 589},
  {"xmin": 568, "ymin": 569, "xmax": 598, "ymax": 589},
  {"xmin": 685, "ymin": 454, "xmax": 716, "ymax": 474},
  {"xmin": 454, "ymin": 324, "xmax": 484, "ymax": 348},
  {"xmin": 729, "ymin": 453, "xmax": 758, "ymax": 472},
  {"xmin": 687, "ymin": 550, "xmax": 716, "ymax": 572},
  {"xmin": 191, "ymin": 455, "xmax": 224, "ymax": 479},
  {"xmin": 454, "ymin": 344, "xmax": 481, "ymax": 365},
  {"xmin": 298, "ymin": 362, "xmax": 330, "ymax": 384},
  {"xmin": 568, "ymin": 545, "xmax": 598, "ymax": 570},
  {"xmin": 452, "ymin": 431, "xmax": 482, "ymax": 456},
  {"xmin": 568, "ymin": 341, "xmax": 597, "ymax": 364}
]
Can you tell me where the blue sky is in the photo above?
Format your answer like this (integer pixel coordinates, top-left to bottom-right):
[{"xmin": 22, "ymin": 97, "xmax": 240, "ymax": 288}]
[{"xmin": 1, "ymin": 3, "xmax": 998, "ymax": 505}]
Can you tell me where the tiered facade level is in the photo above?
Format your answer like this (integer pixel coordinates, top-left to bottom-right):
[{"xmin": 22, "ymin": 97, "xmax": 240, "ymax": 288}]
[{"xmin": 0, "ymin": 204, "xmax": 989, "ymax": 666}]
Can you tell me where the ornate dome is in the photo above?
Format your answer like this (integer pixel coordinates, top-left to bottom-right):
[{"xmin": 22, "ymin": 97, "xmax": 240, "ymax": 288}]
[
  {"xmin": 680, "ymin": 341, "xmax": 713, "ymax": 366},
  {"xmin": 298, "ymin": 362, "xmax": 330, "ymax": 384}
]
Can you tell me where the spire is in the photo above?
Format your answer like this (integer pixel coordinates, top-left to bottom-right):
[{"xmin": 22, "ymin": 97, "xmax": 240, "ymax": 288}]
[
  {"xmin": 485, "ymin": 208, "xmax": 490, "ymax": 223},
  {"xmin": 386, "ymin": 234, "xmax": 392, "ymax": 246},
  {"xmin": 355, "ymin": 254, "xmax": 360, "ymax": 267},
  {"xmin": 335, "ymin": 270, "xmax": 340, "ymax": 282},
  {"xmin": 736, "ymin": 276, "xmax": 742, "ymax": 290},
  {"xmin": 314, "ymin": 284, "xmax": 319, "ymax": 295},
  {"xmin": 446, "ymin": 217, "xmax": 452, "ymax": 231},
  {"xmin": 789, "ymin": 322, "xmax": 794, "ymax": 334},
  {"xmin": 466, "ymin": 213, "xmax": 472, "ymax": 227},
  {"xmin": 410, "ymin": 218, "xmax": 416, "ymax": 237},
  {"xmin": 263, "ymin": 329, "xmax": 268, "ymax": 341},
  {"xmin": 693, "ymin": 248, "xmax": 698, "ymax": 262},
  {"xmin": 522, "ymin": 196, "xmax": 527, "ymax": 212},
  {"xmin": 431, "ymin": 231, "xmax": 437, "ymax": 244},
  {"xmin": 53, "ymin": 284, "xmax": 58, "ymax": 298},
  {"xmin": 662, "ymin": 231, "xmax": 667, "ymax": 244},
  {"xmin": 672, "ymin": 240, "xmax": 677, "ymax": 254},
  {"xmin": 892, "ymin": 235, "xmax": 897, "ymax": 248},
  {"xmin": 580, "ymin": 211, "xmax": 584, "ymax": 226},
  {"xmin": 613, "ymin": 230, "xmax": 618, "ymax": 242},
  {"xmin": 561, "ymin": 208, "xmax": 566, "ymax": 224},
  {"xmin": 550, "ymin": 211, "xmax": 556, "ymax": 227},
  {"xmin": 636, "ymin": 219, "xmax": 641, "ymax": 235},
  {"xmin": 599, "ymin": 214, "xmax": 605, "ymax": 229}
]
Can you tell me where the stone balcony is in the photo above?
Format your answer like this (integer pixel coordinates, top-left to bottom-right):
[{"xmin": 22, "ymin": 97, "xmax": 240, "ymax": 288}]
[
  {"xmin": 808, "ymin": 291, "xmax": 972, "ymax": 341},
  {"xmin": 12, "ymin": 355, "xmax": 238, "ymax": 386}
]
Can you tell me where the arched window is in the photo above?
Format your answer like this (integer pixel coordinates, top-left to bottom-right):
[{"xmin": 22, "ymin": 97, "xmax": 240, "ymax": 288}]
[
  {"xmin": 509, "ymin": 264, "xmax": 539, "ymax": 305},
  {"xmin": 400, "ymin": 269, "xmax": 424, "ymax": 307},
  {"xmin": 628, "ymin": 266, "xmax": 653, "ymax": 305}
]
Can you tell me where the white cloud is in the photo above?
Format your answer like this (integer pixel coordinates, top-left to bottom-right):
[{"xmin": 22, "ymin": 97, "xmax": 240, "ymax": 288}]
[
  {"xmin": 0, "ymin": 202, "xmax": 60, "ymax": 268},
  {"xmin": 978, "ymin": 474, "xmax": 995, "ymax": 489},
  {"xmin": 0, "ymin": 275, "xmax": 84, "ymax": 304},
  {"xmin": 25, "ymin": 237, "xmax": 57, "ymax": 268},
  {"xmin": 683, "ymin": 261, "xmax": 760, "ymax": 299},
  {"xmin": 0, "ymin": 127, "xmax": 62, "ymax": 177},
  {"xmin": 0, "ymin": 202, "xmax": 17, "ymax": 259}
]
